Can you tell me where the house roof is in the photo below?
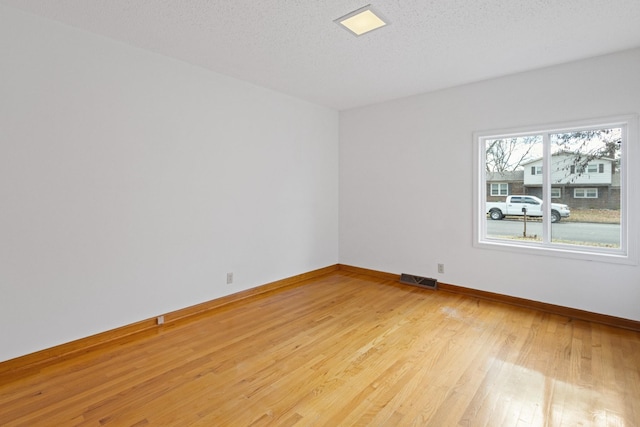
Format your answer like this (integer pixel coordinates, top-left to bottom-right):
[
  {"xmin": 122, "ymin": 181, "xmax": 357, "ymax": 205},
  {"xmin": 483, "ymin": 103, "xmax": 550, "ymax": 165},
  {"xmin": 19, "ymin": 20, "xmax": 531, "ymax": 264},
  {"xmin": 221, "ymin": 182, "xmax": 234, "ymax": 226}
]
[
  {"xmin": 2, "ymin": 1, "xmax": 640, "ymax": 110},
  {"xmin": 521, "ymin": 153, "xmax": 616, "ymax": 166},
  {"xmin": 486, "ymin": 171, "xmax": 524, "ymax": 182}
]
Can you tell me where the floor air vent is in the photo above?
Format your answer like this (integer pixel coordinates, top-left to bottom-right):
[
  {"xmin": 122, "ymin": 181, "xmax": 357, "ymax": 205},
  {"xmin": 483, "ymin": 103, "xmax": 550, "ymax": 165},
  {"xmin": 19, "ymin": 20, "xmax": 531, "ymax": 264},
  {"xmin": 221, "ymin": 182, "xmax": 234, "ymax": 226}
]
[{"xmin": 399, "ymin": 273, "xmax": 438, "ymax": 290}]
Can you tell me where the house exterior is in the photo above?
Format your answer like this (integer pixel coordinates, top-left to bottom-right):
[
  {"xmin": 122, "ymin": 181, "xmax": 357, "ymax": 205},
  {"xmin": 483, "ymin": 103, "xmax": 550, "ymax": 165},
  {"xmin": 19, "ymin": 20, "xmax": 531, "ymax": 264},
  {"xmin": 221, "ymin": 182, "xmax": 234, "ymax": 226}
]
[
  {"xmin": 487, "ymin": 153, "xmax": 620, "ymax": 209},
  {"xmin": 522, "ymin": 153, "xmax": 619, "ymax": 209},
  {"xmin": 485, "ymin": 171, "xmax": 524, "ymax": 202}
]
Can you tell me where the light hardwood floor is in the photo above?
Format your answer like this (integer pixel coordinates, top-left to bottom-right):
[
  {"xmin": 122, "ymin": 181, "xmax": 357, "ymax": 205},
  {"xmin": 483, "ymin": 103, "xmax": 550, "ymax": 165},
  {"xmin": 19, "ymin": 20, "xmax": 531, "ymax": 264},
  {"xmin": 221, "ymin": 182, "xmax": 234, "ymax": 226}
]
[{"xmin": 1, "ymin": 271, "xmax": 639, "ymax": 426}]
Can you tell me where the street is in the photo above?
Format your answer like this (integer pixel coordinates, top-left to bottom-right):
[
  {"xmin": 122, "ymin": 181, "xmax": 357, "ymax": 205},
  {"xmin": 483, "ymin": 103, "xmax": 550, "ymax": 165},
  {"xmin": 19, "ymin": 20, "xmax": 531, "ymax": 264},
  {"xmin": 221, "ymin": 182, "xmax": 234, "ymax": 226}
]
[{"xmin": 486, "ymin": 219, "xmax": 621, "ymax": 246}]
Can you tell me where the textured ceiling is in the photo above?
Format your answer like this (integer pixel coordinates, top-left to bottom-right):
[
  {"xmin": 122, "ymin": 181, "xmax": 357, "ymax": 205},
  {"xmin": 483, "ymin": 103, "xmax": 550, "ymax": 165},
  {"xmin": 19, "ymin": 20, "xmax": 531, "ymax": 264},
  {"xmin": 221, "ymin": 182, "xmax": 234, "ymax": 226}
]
[{"xmin": 2, "ymin": 0, "xmax": 640, "ymax": 110}]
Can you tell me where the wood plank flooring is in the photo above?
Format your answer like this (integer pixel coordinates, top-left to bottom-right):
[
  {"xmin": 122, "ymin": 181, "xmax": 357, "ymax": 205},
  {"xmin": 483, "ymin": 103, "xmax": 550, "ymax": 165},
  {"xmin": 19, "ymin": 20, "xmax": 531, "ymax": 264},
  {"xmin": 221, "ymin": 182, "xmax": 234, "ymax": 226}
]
[{"xmin": 1, "ymin": 271, "xmax": 639, "ymax": 426}]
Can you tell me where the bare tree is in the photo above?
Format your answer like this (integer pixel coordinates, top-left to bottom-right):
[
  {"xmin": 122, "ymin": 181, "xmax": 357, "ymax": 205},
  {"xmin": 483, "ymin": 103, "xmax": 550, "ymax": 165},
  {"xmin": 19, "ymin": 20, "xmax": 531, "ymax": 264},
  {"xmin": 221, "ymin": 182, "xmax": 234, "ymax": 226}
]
[
  {"xmin": 485, "ymin": 136, "xmax": 539, "ymax": 173},
  {"xmin": 485, "ymin": 129, "xmax": 621, "ymax": 178},
  {"xmin": 552, "ymin": 129, "xmax": 621, "ymax": 183}
]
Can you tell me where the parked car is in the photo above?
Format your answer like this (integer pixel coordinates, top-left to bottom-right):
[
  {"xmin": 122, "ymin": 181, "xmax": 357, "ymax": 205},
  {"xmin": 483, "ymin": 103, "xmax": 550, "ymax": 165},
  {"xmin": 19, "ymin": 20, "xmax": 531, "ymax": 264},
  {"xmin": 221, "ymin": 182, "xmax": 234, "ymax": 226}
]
[{"xmin": 486, "ymin": 195, "xmax": 570, "ymax": 223}]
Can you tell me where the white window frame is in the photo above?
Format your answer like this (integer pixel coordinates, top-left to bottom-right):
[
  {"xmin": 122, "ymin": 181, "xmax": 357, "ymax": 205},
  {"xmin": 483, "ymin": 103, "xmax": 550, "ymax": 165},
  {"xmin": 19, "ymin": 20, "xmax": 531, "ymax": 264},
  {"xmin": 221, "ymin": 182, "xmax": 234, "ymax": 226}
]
[
  {"xmin": 473, "ymin": 114, "xmax": 638, "ymax": 265},
  {"xmin": 490, "ymin": 183, "xmax": 508, "ymax": 196},
  {"xmin": 574, "ymin": 188, "xmax": 598, "ymax": 198},
  {"xmin": 551, "ymin": 188, "xmax": 561, "ymax": 198},
  {"xmin": 587, "ymin": 164, "xmax": 598, "ymax": 173}
]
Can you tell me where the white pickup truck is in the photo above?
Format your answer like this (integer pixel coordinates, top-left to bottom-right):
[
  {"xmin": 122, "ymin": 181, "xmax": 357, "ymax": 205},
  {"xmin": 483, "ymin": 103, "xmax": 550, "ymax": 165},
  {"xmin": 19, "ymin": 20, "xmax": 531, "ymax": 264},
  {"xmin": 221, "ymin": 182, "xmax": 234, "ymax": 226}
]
[{"xmin": 486, "ymin": 195, "xmax": 570, "ymax": 223}]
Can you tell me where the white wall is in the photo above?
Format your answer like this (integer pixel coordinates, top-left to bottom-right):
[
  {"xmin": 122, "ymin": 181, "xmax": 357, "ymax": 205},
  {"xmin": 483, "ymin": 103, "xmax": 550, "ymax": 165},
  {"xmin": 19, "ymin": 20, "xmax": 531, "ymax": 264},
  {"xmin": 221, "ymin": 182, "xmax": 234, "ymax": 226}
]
[
  {"xmin": 0, "ymin": 5, "xmax": 338, "ymax": 362},
  {"xmin": 340, "ymin": 49, "xmax": 640, "ymax": 321}
]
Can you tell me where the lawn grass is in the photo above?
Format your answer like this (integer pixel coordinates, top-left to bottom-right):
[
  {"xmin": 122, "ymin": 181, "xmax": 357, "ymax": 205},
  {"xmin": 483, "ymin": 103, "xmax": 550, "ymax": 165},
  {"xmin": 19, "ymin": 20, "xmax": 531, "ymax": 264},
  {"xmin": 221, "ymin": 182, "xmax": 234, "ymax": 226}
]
[{"xmin": 564, "ymin": 208, "xmax": 620, "ymax": 224}]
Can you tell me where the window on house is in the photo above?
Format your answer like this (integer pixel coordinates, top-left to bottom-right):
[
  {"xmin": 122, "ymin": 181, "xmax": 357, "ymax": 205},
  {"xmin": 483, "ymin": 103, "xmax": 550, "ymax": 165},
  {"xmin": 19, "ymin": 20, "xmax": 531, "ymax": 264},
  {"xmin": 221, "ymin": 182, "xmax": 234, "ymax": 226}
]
[
  {"xmin": 474, "ymin": 115, "xmax": 636, "ymax": 264},
  {"xmin": 574, "ymin": 188, "xmax": 598, "ymax": 198},
  {"xmin": 491, "ymin": 183, "xmax": 508, "ymax": 196}
]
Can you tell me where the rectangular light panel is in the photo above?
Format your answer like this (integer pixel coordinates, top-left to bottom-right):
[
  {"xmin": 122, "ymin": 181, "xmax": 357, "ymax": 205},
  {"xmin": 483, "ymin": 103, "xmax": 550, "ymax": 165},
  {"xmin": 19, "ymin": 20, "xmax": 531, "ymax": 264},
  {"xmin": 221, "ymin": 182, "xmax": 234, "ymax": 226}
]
[{"xmin": 335, "ymin": 5, "xmax": 388, "ymax": 36}]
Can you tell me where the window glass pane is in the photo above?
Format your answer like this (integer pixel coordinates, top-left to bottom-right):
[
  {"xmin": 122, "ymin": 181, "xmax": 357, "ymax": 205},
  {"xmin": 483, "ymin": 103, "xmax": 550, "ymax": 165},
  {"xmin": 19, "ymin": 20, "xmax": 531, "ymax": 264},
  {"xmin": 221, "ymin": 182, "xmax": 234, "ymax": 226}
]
[
  {"xmin": 485, "ymin": 135, "xmax": 542, "ymax": 243},
  {"xmin": 491, "ymin": 184, "xmax": 508, "ymax": 196},
  {"xmin": 490, "ymin": 183, "xmax": 508, "ymax": 196},
  {"xmin": 550, "ymin": 128, "xmax": 621, "ymax": 249}
]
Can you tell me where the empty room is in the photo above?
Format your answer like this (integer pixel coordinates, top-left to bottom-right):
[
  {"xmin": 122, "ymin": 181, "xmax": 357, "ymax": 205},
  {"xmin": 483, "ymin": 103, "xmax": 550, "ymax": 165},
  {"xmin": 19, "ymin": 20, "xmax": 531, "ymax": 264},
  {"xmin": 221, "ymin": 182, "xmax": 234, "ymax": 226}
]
[{"xmin": 1, "ymin": 1, "xmax": 639, "ymax": 426}]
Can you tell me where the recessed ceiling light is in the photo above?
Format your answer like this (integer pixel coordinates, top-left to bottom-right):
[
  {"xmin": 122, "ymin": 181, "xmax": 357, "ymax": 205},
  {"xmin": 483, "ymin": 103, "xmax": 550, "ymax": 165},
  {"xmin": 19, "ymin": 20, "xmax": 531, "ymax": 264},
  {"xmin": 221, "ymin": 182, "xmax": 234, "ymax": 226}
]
[{"xmin": 335, "ymin": 5, "xmax": 388, "ymax": 37}]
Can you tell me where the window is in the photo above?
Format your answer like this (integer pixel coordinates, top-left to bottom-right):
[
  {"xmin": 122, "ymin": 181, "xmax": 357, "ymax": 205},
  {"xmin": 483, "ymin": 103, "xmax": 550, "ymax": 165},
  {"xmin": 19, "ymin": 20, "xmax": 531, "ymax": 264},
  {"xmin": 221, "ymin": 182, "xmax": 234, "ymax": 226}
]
[
  {"xmin": 523, "ymin": 197, "xmax": 540, "ymax": 205},
  {"xmin": 490, "ymin": 183, "xmax": 508, "ymax": 196},
  {"xmin": 572, "ymin": 163, "xmax": 607, "ymax": 175},
  {"xmin": 574, "ymin": 188, "xmax": 598, "ymax": 198},
  {"xmin": 474, "ymin": 115, "xmax": 637, "ymax": 264}
]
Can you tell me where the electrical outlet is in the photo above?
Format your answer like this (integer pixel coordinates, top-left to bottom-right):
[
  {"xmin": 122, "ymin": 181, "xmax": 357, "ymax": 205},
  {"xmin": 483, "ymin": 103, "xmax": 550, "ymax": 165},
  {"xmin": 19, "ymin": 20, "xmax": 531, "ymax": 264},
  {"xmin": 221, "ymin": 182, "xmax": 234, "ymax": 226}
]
[
  {"xmin": 437, "ymin": 263, "xmax": 444, "ymax": 274},
  {"xmin": 156, "ymin": 315, "xmax": 165, "ymax": 325},
  {"xmin": 226, "ymin": 272, "xmax": 233, "ymax": 284}
]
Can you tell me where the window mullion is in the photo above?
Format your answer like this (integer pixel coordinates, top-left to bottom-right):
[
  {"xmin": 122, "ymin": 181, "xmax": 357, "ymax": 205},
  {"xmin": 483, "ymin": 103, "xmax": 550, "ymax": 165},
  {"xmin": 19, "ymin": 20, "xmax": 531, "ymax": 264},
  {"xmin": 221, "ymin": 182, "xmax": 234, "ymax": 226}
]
[{"xmin": 542, "ymin": 133, "xmax": 551, "ymax": 243}]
